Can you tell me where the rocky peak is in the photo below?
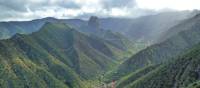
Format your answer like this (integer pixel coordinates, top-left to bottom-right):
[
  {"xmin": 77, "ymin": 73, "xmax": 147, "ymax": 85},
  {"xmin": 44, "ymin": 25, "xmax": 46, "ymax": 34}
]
[{"xmin": 88, "ymin": 16, "xmax": 100, "ymax": 28}]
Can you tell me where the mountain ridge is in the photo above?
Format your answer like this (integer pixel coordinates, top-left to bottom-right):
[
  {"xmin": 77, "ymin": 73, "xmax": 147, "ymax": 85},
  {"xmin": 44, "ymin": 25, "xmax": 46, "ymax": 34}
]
[
  {"xmin": 0, "ymin": 22, "xmax": 134, "ymax": 87},
  {"xmin": 105, "ymin": 12, "xmax": 200, "ymax": 85}
]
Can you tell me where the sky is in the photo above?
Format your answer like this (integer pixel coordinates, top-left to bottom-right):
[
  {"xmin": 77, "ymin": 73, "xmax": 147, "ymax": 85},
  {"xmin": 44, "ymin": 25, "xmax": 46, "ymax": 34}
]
[{"xmin": 0, "ymin": 0, "xmax": 200, "ymax": 21}]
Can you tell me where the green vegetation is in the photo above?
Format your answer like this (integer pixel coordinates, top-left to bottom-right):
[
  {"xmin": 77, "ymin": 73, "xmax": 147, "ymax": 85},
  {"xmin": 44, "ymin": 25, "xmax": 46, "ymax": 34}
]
[
  {"xmin": 125, "ymin": 42, "xmax": 200, "ymax": 88},
  {"xmin": 1, "ymin": 13, "xmax": 200, "ymax": 88},
  {"xmin": 106, "ymin": 13, "xmax": 200, "ymax": 85},
  {"xmin": 111, "ymin": 42, "xmax": 200, "ymax": 88},
  {"xmin": 0, "ymin": 22, "xmax": 141, "ymax": 88},
  {"xmin": 94, "ymin": 14, "xmax": 200, "ymax": 88},
  {"xmin": 116, "ymin": 65, "xmax": 158, "ymax": 88}
]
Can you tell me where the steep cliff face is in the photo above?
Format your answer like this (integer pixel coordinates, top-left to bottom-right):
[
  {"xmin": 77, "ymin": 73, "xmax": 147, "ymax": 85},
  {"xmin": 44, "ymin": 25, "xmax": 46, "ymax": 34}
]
[{"xmin": 88, "ymin": 16, "xmax": 100, "ymax": 28}]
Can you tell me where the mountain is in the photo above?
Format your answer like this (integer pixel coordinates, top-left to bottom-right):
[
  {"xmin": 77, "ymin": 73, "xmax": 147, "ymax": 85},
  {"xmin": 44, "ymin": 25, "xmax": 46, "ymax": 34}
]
[
  {"xmin": 79, "ymin": 16, "xmax": 103, "ymax": 35},
  {"xmin": 159, "ymin": 12, "xmax": 200, "ymax": 42},
  {"xmin": 100, "ymin": 11, "xmax": 196, "ymax": 43},
  {"xmin": 0, "ymin": 22, "xmax": 134, "ymax": 88},
  {"xmin": 105, "ymin": 13, "xmax": 200, "ymax": 84},
  {"xmin": 77, "ymin": 16, "xmax": 143, "ymax": 60},
  {"xmin": 0, "ymin": 17, "xmax": 86, "ymax": 39},
  {"xmin": 0, "ymin": 11, "xmax": 194, "ymax": 43},
  {"xmin": 1, "ymin": 8, "xmax": 200, "ymax": 88},
  {"xmin": 0, "ymin": 16, "xmax": 138, "ymax": 56},
  {"xmin": 0, "ymin": 23, "xmax": 84, "ymax": 88},
  {"xmin": 119, "ymin": 42, "xmax": 200, "ymax": 88},
  {"xmin": 126, "ymin": 11, "xmax": 196, "ymax": 42},
  {"xmin": 0, "ymin": 17, "xmax": 58, "ymax": 39},
  {"xmin": 0, "ymin": 11, "xmax": 195, "ymax": 45}
]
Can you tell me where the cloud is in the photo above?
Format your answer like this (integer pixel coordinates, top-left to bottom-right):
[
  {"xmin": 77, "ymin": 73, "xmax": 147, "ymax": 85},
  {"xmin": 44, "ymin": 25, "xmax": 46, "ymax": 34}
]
[
  {"xmin": 102, "ymin": 0, "xmax": 135, "ymax": 8},
  {"xmin": 0, "ymin": 0, "xmax": 153, "ymax": 21},
  {"xmin": 136, "ymin": 0, "xmax": 200, "ymax": 10},
  {"xmin": 1, "ymin": 0, "xmax": 200, "ymax": 21}
]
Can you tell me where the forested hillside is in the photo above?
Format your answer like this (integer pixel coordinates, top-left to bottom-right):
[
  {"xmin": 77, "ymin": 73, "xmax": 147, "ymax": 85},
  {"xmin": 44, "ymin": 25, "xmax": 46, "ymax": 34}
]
[
  {"xmin": 0, "ymin": 22, "xmax": 138, "ymax": 88},
  {"xmin": 105, "ymin": 13, "xmax": 200, "ymax": 88}
]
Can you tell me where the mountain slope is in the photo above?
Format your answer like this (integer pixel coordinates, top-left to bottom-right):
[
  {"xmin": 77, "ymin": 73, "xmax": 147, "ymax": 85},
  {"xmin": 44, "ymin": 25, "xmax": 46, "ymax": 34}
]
[
  {"xmin": 106, "ymin": 13, "xmax": 200, "ymax": 82},
  {"xmin": 0, "ymin": 17, "xmax": 86, "ymax": 39},
  {"xmin": 0, "ymin": 17, "xmax": 137, "ymax": 60},
  {"xmin": 159, "ymin": 13, "xmax": 200, "ymax": 42},
  {"xmin": 0, "ymin": 11, "xmax": 194, "ymax": 43},
  {"xmin": 0, "ymin": 22, "xmax": 129, "ymax": 88},
  {"xmin": 124, "ymin": 42, "xmax": 200, "ymax": 88},
  {"xmin": 79, "ymin": 16, "xmax": 139, "ymax": 57},
  {"xmin": 100, "ymin": 11, "xmax": 195, "ymax": 42}
]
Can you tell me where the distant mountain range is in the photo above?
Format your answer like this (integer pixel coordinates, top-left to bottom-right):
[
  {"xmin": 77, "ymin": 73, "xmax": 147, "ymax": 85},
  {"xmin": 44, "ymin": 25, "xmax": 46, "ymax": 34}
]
[
  {"xmin": 0, "ymin": 11, "xmax": 197, "ymax": 43},
  {"xmin": 0, "ymin": 17, "xmax": 86, "ymax": 39},
  {"xmin": 100, "ymin": 11, "xmax": 198, "ymax": 43}
]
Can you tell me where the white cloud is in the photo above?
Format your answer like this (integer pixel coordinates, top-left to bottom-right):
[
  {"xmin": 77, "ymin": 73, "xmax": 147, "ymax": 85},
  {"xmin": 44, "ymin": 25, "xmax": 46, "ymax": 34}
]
[
  {"xmin": 136, "ymin": 0, "xmax": 200, "ymax": 10},
  {"xmin": 110, "ymin": 8, "xmax": 130, "ymax": 17},
  {"xmin": 2, "ymin": 0, "xmax": 200, "ymax": 21},
  {"xmin": 0, "ymin": 0, "xmax": 140, "ymax": 21}
]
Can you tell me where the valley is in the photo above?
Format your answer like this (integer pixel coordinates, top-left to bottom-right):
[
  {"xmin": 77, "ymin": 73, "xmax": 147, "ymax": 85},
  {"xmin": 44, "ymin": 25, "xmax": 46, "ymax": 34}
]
[
  {"xmin": 0, "ymin": 17, "xmax": 146, "ymax": 88},
  {"xmin": 1, "ymin": 4, "xmax": 200, "ymax": 88}
]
